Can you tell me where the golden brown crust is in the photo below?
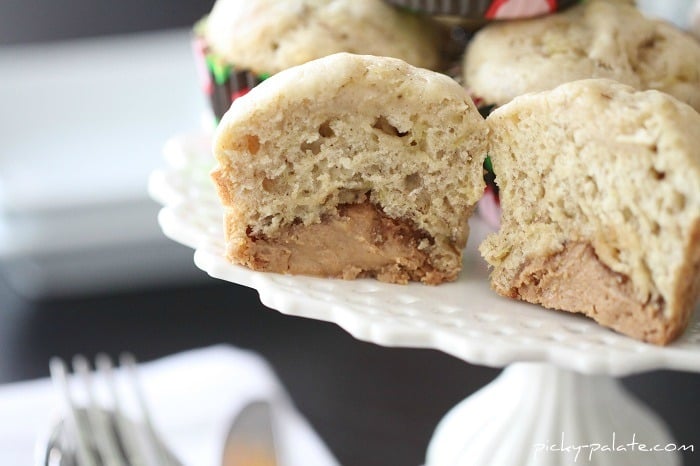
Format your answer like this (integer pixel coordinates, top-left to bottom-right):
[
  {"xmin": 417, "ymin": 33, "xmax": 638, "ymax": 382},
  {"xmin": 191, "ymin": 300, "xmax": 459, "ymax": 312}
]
[
  {"xmin": 498, "ymin": 242, "xmax": 694, "ymax": 345},
  {"xmin": 230, "ymin": 201, "xmax": 460, "ymax": 285}
]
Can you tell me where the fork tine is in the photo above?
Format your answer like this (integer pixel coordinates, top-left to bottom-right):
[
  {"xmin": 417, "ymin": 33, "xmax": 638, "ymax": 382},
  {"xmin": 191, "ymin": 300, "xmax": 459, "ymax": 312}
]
[
  {"xmin": 119, "ymin": 352, "xmax": 173, "ymax": 466},
  {"xmin": 51, "ymin": 353, "xmax": 179, "ymax": 466},
  {"xmin": 98, "ymin": 352, "xmax": 172, "ymax": 466},
  {"xmin": 49, "ymin": 356, "xmax": 99, "ymax": 466},
  {"xmin": 97, "ymin": 353, "xmax": 149, "ymax": 466},
  {"xmin": 75, "ymin": 354, "xmax": 129, "ymax": 466}
]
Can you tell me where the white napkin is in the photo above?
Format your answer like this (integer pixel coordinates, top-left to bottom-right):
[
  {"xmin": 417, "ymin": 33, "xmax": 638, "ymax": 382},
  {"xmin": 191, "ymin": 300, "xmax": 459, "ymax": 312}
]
[{"xmin": 0, "ymin": 345, "xmax": 339, "ymax": 466}]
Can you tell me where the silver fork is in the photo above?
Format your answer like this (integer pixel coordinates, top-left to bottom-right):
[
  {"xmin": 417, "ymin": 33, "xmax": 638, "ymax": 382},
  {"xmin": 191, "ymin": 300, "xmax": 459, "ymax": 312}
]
[{"xmin": 48, "ymin": 353, "xmax": 181, "ymax": 466}]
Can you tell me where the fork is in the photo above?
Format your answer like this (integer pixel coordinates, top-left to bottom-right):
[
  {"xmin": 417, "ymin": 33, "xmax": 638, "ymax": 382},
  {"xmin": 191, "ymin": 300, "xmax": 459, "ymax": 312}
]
[{"xmin": 48, "ymin": 353, "xmax": 181, "ymax": 466}]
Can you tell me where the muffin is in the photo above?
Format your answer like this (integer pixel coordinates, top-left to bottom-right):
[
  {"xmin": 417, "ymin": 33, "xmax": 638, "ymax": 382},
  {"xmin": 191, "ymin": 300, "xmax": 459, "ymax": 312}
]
[
  {"xmin": 211, "ymin": 53, "xmax": 488, "ymax": 285},
  {"xmin": 193, "ymin": 0, "xmax": 442, "ymax": 121},
  {"xmin": 466, "ymin": 0, "xmax": 700, "ymax": 229},
  {"xmin": 463, "ymin": 0, "xmax": 700, "ymax": 111},
  {"xmin": 481, "ymin": 78, "xmax": 700, "ymax": 345}
]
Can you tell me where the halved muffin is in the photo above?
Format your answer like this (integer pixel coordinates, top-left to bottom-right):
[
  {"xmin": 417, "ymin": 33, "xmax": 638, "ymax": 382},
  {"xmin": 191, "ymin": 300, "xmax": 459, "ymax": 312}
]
[
  {"xmin": 212, "ymin": 53, "xmax": 488, "ymax": 284},
  {"xmin": 481, "ymin": 78, "xmax": 700, "ymax": 344}
]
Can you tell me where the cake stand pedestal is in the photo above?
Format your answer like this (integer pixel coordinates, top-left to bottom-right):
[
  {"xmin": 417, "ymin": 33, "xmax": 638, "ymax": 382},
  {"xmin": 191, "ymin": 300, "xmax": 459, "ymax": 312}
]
[
  {"xmin": 426, "ymin": 363, "xmax": 679, "ymax": 466},
  {"xmin": 149, "ymin": 132, "xmax": 700, "ymax": 466}
]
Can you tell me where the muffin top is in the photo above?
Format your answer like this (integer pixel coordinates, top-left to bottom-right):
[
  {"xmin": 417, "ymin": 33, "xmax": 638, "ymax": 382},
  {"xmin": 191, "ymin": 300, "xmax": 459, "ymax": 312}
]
[
  {"xmin": 463, "ymin": 0, "xmax": 700, "ymax": 110},
  {"xmin": 203, "ymin": 0, "xmax": 441, "ymax": 74}
]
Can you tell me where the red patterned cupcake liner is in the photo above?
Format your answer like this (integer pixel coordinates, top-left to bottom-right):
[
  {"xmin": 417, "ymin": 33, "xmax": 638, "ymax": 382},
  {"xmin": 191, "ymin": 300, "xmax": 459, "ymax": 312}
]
[
  {"xmin": 477, "ymin": 183, "xmax": 502, "ymax": 230},
  {"xmin": 192, "ymin": 36, "xmax": 269, "ymax": 122},
  {"xmin": 385, "ymin": 0, "xmax": 579, "ymax": 19}
]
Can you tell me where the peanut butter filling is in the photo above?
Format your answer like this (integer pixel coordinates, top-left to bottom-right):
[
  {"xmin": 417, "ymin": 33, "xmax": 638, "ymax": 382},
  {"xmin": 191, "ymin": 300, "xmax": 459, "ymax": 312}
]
[
  {"xmin": 236, "ymin": 201, "xmax": 458, "ymax": 285},
  {"xmin": 502, "ymin": 242, "xmax": 684, "ymax": 345}
]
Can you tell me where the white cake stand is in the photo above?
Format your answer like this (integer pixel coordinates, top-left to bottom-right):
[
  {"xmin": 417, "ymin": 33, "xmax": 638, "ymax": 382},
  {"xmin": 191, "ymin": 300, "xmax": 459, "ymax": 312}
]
[{"xmin": 149, "ymin": 132, "xmax": 700, "ymax": 466}]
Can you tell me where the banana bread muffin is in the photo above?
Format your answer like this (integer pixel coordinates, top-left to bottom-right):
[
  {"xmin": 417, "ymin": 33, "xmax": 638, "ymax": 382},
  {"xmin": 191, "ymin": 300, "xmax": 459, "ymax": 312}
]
[
  {"xmin": 463, "ymin": 0, "xmax": 700, "ymax": 111},
  {"xmin": 481, "ymin": 78, "xmax": 700, "ymax": 345},
  {"xmin": 194, "ymin": 0, "xmax": 442, "ymax": 120},
  {"xmin": 212, "ymin": 53, "xmax": 488, "ymax": 284}
]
